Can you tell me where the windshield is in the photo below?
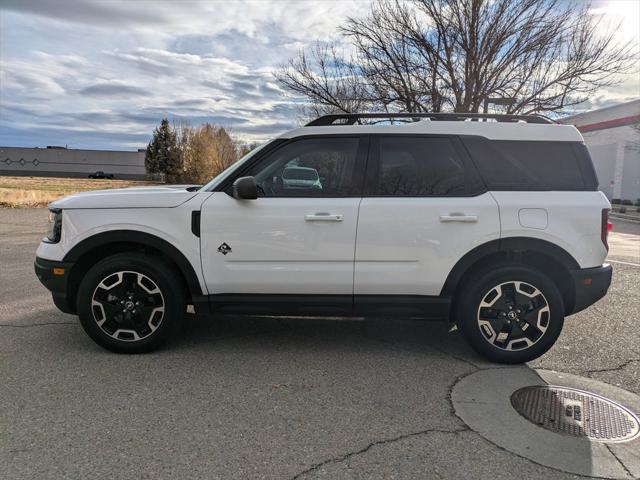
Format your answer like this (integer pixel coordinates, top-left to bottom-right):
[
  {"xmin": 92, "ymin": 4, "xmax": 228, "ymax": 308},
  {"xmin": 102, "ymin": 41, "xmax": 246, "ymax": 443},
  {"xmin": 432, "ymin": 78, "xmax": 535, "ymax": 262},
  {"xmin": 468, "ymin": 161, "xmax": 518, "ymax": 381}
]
[
  {"xmin": 283, "ymin": 167, "xmax": 319, "ymax": 181},
  {"xmin": 202, "ymin": 141, "xmax": 272, "ymax": 191}
]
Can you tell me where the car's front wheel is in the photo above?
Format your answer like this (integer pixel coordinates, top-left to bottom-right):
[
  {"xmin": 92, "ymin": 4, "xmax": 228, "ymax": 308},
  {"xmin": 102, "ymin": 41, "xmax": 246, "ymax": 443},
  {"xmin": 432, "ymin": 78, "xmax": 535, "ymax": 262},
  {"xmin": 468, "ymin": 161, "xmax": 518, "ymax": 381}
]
[
  {"xmin": 77, "ymin": 253, "xmax": 184, "ymax": 353},
  {"xmin": 455, "ymin": 265, "xmax": 564, "ymax": 364}
]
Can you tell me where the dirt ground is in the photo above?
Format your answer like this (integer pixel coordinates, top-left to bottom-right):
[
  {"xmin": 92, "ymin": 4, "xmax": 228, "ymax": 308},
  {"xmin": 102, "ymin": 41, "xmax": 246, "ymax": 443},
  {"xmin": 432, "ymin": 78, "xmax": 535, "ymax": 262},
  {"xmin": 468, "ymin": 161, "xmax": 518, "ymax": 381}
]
[{"xmin": 0, "ymin": 176, "xmax": 158, "ymax": 207}]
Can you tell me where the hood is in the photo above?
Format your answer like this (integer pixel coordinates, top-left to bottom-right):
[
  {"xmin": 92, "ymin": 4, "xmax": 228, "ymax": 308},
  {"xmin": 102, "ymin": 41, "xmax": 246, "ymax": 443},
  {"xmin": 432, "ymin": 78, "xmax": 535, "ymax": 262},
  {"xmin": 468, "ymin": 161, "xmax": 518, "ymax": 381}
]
[{"xmin": 50, "ymin": 185, "xmax": 202, "ymax": 210}]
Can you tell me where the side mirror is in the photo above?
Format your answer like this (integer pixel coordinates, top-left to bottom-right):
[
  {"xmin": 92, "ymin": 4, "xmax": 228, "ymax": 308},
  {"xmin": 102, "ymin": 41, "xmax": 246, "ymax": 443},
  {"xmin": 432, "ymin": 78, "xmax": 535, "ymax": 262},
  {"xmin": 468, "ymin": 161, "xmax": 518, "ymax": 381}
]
[{"xmin": 232, "ymin": 176, "xmax": 258, "ymax": 200}]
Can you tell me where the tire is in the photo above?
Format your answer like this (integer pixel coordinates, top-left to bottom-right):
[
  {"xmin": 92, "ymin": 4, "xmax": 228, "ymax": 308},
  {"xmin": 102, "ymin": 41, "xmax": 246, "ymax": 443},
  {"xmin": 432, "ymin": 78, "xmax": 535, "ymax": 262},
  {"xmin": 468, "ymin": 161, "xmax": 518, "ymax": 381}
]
[
  {"xmin": 454, "ymin": 264, "xmax": 564, "ymax": 364},
  {"xmin": 76, "ymin": 252, "xmax": 185, "ymax": 353}
]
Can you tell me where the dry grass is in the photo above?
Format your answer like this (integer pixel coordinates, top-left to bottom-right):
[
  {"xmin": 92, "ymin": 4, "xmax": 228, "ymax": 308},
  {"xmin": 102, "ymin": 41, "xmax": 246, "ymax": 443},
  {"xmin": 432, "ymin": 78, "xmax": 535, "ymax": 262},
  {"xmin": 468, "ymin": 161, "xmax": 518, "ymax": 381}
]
[{"xmin": 0, "ymin": 176, "xmax": 159, "ymax": 208}]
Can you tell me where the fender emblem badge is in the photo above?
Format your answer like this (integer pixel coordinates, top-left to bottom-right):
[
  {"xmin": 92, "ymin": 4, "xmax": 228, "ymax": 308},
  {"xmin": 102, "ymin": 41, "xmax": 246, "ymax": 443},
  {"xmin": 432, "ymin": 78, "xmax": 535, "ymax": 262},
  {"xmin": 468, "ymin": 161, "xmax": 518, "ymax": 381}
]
[{"xmin": 217, "ymin": 243, "xmax": 232, "ymax": 255}]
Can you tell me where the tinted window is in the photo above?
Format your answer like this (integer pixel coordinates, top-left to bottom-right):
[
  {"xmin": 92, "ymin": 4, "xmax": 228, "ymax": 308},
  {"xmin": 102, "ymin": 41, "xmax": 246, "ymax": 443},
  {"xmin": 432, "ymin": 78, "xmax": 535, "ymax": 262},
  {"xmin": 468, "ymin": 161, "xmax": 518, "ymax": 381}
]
[
  {"xmin": 373, "ymin": 137, "xmax": 466, "ymax": 196},
  {"xmin": 464, "ymin": 138, "xmax": 596, "ymax": 191},
  {"xmin": 247, "ymin": 137, "xmax": 361, "ymax": 197}
]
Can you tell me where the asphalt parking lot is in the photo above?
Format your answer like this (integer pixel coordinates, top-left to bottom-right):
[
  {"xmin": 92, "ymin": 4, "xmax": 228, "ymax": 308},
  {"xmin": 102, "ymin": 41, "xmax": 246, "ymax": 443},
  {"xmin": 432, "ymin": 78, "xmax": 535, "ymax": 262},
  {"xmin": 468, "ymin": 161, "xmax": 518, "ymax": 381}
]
[{"xmin": 1, "ymin": 208, "xmax": 639, "ymax": 479}]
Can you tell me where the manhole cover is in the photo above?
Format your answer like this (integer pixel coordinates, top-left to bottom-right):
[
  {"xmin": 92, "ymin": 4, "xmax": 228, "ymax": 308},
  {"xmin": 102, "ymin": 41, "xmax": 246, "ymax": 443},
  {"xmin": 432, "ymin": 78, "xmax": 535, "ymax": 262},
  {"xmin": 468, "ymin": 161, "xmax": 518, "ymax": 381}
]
[{"xmin": 511, "ymin": 386, "xmax": 640, "ymax": 443}]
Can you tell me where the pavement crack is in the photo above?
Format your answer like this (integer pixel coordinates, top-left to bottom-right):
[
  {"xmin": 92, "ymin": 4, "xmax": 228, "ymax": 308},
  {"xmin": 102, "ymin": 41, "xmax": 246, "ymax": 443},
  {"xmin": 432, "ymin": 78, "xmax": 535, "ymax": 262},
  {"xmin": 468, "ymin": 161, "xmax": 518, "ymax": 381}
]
[
  {"xmin": 582, "ymin": 358, "xmax": 640, "ymax": 375},
  {"xmin": 0, "ymin": 322, "xmax": 76, "ymax": 328},
  {"xmin": 289, "ymin": 427, "xmax": 469, "ymax": 479},
  {"xmin": 428, "ymin": 344, "xmax": 482, "ymax": 371},
  {"xmin": 605, "ymin": 444, "xmax": 635, "ymax": 479}
]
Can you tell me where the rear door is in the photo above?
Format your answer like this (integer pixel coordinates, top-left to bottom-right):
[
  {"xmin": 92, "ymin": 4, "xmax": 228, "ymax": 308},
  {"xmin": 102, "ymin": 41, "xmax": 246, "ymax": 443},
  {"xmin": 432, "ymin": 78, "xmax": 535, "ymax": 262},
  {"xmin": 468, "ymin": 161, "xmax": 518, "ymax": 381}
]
[
  {"xmin": 354, "ymin": 135, "xmax": 500, "ymax": 308},
  {"xmin": 200, "ymin": 136, "xmax": 367, "ymax": 299}
]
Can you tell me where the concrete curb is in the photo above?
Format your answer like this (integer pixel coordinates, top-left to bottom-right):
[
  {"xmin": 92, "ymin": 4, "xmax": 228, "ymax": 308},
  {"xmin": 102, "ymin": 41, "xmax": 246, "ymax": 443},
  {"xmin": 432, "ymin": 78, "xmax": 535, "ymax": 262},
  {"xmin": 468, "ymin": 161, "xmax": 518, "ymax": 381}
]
[{"xmin": 451, "ymin": 367, "xmax": 640, "ymax": 479}]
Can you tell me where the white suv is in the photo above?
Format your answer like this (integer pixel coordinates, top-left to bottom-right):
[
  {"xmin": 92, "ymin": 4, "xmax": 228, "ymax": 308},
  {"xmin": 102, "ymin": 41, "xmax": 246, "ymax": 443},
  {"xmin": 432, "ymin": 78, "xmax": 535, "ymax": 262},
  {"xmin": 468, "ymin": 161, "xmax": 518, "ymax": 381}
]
[{"xmin": 35, "ymin": 113, "xmax": 612, "ymax": 363}]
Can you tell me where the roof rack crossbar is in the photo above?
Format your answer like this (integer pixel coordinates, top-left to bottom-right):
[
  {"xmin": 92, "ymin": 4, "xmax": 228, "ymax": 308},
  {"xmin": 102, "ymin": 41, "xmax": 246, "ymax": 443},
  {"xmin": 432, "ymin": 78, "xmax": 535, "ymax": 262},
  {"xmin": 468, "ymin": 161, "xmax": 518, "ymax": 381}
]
[{"xmin": 305, "ymin": 112, "xmax": 554, "ymax": 126}]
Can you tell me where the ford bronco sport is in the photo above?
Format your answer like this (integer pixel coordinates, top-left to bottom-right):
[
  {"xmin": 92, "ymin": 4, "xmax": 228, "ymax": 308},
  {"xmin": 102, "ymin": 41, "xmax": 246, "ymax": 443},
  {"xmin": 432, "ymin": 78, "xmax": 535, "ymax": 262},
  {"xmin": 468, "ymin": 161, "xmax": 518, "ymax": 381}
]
[{"xmin": 35, "ymin": 112, "xmax": 612, "ymax": 363}]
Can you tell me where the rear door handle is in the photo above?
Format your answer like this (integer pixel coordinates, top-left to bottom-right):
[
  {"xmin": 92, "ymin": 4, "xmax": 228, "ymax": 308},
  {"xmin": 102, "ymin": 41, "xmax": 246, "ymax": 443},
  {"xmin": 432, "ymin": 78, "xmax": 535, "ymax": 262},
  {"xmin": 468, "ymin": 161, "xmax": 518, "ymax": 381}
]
[
  {"xmin": 439, "ymin": 213, "xmax": 478, "ymax": 223},
  {"xmin": 305, "ymin": 212, "xmax": 344, "ymax": 222}
]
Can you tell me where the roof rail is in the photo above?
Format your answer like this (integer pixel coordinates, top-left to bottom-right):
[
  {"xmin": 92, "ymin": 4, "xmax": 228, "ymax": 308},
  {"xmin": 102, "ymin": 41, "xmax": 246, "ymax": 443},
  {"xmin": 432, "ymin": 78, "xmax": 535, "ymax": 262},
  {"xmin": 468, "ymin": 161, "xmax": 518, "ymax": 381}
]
[{"xmin": 305, "ymin": 112, "xmax": 554, "ymax": 126}]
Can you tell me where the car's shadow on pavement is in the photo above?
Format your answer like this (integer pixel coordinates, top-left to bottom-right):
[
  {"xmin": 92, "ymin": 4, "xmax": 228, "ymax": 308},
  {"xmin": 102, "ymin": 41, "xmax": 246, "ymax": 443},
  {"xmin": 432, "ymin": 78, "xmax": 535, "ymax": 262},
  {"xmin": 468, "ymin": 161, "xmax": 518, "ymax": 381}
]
[
  {"xmin": 174, "ymin": 313, "xmax": 495, "ymax": 369},
  {"xmin": 2, "ymin": 307, "xmax": 489, "ymax": 370}
]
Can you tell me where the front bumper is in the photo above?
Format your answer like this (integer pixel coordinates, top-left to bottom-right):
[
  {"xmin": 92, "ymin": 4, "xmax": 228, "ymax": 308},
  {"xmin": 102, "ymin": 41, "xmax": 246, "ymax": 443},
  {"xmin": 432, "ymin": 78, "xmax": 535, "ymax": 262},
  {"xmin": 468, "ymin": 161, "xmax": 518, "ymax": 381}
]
[
  {"xmin": 34, "ymin": 256, "xmax": 76, "ymax": 314},
  {"xmin": 569, "ymin": 264, "xmax": 613, "ymax": 314}
]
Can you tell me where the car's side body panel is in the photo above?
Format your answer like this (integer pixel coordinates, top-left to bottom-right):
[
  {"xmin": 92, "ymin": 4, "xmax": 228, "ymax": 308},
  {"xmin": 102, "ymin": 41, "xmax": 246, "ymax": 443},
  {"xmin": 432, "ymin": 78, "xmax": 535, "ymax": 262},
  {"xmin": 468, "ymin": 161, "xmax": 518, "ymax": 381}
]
[
  {"xmin": 490, "ymin": 191, "xmax": 610, "ymax": 268},
  {"xmin": 199, "ymin": 192, "xmax": 361, "ymax": 295},
  {"xmin": 36, "ymin": 194, "xmax": 211, "ymax": 294},
  {"xmin": 354, "ymin": 193, "xmax": 501, "ymax": 296}
]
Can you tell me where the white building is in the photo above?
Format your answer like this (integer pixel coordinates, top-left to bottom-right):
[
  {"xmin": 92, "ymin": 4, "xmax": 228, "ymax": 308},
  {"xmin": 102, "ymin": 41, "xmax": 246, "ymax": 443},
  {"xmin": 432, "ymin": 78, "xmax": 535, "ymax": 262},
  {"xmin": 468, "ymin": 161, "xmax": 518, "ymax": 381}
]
[{"xmin": 560, "ymin": 99, "xmax": 640, "ymax": 201}]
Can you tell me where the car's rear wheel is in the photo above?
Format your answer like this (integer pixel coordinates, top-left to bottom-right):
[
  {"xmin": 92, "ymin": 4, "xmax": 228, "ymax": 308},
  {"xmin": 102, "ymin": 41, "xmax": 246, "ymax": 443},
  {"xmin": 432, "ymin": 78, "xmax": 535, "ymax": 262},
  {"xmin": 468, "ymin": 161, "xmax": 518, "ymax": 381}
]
[
  {"xmin": 455, "ymin": 265, "xmax": 564, "ymax": 364},
  {"xmin": 77, "ymin": 253, "xmax": 184, "ymax": 353}
]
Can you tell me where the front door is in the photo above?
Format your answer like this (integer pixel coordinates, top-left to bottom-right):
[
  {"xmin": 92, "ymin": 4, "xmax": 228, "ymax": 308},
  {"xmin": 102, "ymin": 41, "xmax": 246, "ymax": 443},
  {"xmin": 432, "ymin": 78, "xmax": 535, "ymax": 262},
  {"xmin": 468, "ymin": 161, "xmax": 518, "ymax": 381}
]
[{"xmin": 200, "ymin": 136, "xmax": 368, "ymax": 302}]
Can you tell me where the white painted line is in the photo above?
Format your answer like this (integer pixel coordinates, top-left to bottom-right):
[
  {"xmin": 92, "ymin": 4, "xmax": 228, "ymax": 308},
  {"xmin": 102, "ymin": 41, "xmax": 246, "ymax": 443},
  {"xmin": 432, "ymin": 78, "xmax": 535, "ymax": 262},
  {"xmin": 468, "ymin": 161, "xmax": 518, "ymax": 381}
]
[{"xmin": 608, "ymin": 259, "xmax": 640, "ymax": 267}]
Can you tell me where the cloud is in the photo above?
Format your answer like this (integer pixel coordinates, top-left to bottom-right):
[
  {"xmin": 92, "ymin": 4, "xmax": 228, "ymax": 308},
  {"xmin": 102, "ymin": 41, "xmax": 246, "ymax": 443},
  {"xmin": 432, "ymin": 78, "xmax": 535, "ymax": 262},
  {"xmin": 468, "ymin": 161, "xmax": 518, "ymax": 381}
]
[
  {"xmin": 0, "ymin": 1, "xmax": 371, "ymax": 149},
  {"xmin": 1, "ymin": 0, "xmax": 637, "ymax": 151},
  {"xmin": 78, "ymin": 82, "xmax": 151, "ymax": 97},
  {"xmin": 0, "ymin": 0, "xmax": 166, "ymax": 27},
  {"xmin": 4, "ymin": 70, "xmax": 66, "ymax": 97}
]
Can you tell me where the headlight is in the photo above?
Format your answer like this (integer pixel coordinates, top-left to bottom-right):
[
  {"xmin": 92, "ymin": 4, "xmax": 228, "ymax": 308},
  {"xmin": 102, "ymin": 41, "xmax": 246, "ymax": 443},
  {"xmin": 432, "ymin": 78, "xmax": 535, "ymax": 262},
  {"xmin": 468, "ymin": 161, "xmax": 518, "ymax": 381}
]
[{"xmin": 44, "ymin": 209, "xmax": 62, "ymax": 243}]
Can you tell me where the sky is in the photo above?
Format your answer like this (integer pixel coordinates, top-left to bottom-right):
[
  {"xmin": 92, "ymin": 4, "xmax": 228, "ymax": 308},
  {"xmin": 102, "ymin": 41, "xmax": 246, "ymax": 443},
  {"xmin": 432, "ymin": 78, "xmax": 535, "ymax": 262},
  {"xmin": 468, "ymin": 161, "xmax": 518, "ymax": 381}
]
[{"xmin": 0, "ymin": 0, "xmax": 638, "ymax": 151}]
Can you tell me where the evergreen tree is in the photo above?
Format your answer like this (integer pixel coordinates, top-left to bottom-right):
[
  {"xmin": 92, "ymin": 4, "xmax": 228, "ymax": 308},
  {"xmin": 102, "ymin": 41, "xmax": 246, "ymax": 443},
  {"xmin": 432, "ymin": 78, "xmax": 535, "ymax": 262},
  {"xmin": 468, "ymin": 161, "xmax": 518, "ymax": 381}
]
[{"xmin": 145, "ymin": 118, "xmax": 182, "ymax": 182}]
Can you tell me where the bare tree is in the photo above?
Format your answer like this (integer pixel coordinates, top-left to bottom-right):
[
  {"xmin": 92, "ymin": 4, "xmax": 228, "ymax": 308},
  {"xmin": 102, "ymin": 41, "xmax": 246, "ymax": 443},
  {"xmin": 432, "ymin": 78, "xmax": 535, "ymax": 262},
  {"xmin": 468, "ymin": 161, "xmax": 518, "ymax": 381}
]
[
  {"xmin": 274, "ymin": 43, "xmax": 371, "ymax": 118},
  {"xmin": 276, "ymin": 0, "xmax": 635, "ymax": 116},
  {"xmin": 341, "ymin": 0, "xmax": 444, "ymax": 113}
]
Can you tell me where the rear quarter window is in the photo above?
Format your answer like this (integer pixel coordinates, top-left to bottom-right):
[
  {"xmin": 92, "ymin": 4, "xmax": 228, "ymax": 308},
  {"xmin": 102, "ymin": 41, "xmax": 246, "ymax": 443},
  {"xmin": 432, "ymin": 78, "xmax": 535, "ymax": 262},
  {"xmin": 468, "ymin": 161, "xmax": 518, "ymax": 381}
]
[{"xmin": 462, "ymin": 138, "xmax": 598, "ymax": 191}]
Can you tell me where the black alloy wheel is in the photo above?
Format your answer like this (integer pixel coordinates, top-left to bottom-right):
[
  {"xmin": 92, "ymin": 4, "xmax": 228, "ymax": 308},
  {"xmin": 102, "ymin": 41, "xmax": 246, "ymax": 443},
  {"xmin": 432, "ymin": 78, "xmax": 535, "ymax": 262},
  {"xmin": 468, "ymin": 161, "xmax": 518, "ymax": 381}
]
[{"xmin": 77, "ymin": 253, "xmax": 184, "ymax": 353}]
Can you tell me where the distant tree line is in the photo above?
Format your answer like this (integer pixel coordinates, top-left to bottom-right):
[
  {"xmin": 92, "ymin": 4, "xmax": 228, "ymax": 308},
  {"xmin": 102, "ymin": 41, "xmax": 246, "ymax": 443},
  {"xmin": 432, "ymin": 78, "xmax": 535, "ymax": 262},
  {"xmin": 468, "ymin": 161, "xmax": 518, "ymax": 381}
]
[
  {"xmin": 145, "ymin": 118, "xmax": 257, "ymax": 184},
  {"xmin": 276, "ymin": 0, "xmax": 635, "ymax": 118}
]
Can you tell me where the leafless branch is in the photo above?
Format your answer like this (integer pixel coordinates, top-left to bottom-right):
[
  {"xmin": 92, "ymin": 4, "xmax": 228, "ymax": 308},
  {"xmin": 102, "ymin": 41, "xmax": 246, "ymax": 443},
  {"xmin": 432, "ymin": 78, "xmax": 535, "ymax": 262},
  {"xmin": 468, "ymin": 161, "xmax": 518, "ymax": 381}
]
[{"xmin": 275, "ymin": 0, "xmax": 636, "ymax": 117}]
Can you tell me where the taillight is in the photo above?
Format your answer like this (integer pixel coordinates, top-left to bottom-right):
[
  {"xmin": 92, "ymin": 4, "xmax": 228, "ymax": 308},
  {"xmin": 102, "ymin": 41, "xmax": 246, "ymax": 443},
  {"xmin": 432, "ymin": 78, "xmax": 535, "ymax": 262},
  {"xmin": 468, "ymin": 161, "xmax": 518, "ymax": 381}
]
[{"xmin": 601, "ymin": 208, "xmax": 610, "ymax": 250}]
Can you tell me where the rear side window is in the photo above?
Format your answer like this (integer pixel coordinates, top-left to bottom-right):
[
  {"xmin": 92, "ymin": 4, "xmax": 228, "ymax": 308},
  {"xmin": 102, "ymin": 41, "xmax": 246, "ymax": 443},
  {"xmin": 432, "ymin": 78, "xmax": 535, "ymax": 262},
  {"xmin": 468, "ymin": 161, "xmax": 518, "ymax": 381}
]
[
  {"xmin": 463, "ymin": 138, "xmax": 597, "ymax": 191},
  {"xmin": 370, "ymin": 136, "xmax": 469, "ymax": 196}
]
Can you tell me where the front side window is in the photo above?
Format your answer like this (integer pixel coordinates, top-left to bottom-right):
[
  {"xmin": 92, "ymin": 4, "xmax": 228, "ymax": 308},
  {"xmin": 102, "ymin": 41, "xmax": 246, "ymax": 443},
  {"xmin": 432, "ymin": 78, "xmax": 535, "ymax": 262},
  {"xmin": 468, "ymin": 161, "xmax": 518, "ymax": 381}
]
[
  {"xmin": 372, "ymin": 137, "xmax": 466, "ymax": 196},
  {"xmin": 246, "ymin": 137, "xmax": 362, "ymax": 197},
  {"xmin": 203, "ymin": 141, "xmax": 271, "ymax": 191}
]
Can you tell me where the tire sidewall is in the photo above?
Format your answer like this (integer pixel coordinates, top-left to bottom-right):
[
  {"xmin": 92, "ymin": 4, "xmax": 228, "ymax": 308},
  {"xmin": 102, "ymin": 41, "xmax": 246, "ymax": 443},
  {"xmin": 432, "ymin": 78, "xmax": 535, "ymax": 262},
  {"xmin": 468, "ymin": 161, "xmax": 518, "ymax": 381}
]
[
  {"xmin": 77, "ymin": 253, "xmax": 184, "ymax": 353},
  {"xmin": 456, "ymin": 265, "xmax": 565, "ymax": 364}
]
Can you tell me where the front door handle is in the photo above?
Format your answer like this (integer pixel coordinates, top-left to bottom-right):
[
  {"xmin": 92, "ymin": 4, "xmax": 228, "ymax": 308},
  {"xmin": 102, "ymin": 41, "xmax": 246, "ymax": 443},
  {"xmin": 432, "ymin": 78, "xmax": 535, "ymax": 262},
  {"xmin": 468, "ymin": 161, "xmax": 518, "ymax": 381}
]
[
  {"xmin": 439, "ymin": 213, "xmax": 478, "ymax": 223},
  {"xmin": 305, "ymin": 212, "xmax": 344, "ymax": 222}
]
